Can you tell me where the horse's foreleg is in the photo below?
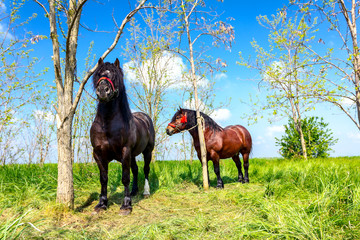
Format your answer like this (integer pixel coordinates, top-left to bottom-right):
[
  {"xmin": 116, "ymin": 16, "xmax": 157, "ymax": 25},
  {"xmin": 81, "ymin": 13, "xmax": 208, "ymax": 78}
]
[
  {"xmin": 213, "ymin": 161, "xmax": 224, "ymax": 188},
  {"xmin": 120, "ymin": 149, "xmax": 132, "ymax": 215},
  {"xmin": 197, "ymin": 153, "xmax": 210, "ymax": 187},
  {"xmin": 94, "ymin": 152, "xmax": 109, "ymax": 211},
  {"xmin": 232, "ymin": 154, "xmax": 245, "ymax": 183},
  {"xmin": 242, "ymin": 153, "xmax": 250, "ymax": 183},
  {"xmin": 210, "ymin": 151, "xmax": 224, "ymax": 189},
  {"xmin": 130, "ymin": 157, "xmax": 139, "ymax": 196}
]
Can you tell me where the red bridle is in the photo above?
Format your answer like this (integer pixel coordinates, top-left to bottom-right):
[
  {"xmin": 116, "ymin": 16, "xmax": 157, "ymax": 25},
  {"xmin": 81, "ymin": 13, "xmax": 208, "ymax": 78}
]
[
  {"xmin": 168, "ymin": 115, "xmax": 187, "ymax": 128},
  {"xmin": 97, "ymin": 77, "xmax": 116, "ymax": 92}
]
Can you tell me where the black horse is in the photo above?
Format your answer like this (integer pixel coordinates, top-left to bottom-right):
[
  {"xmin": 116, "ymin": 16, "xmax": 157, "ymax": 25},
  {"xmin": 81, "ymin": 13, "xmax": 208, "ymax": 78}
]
[{"xmin": 90, "ymin": 58, "xmax": 155, "ymax": 215}]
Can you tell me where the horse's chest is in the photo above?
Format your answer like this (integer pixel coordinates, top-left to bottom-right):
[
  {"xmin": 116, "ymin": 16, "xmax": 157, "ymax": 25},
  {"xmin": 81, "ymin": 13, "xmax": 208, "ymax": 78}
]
[{"xmin": 90, "ymin": 123, "xmax": 125, "ymax": 150}]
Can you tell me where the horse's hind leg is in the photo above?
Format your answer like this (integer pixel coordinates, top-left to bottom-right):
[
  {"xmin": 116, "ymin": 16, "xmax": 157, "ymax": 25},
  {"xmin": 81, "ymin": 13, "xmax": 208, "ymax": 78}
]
[
  {"xmin": 142, "ymin": 148, "xmax": 152, "ymax": 197},
  {"xmin": 242, "ymin": 152, "xmax": 250, "ymax": 183},
  {"xmin": 130, "ymin": 157, "xmax": 139, "ymax": 196},
  {"xmin": 232, "ymin": 154, "xmax": 244, "ymax": 183},
  {"xmin": 120, "ymin": 150, "xmax": 133, "ymax": 215}
]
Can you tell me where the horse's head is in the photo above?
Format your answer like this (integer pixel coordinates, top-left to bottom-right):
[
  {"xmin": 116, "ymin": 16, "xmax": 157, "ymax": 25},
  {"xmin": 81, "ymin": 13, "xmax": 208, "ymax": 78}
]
[
  {"xmin": 166, "ymin": 108, "xmax": 189, "ymax": 136},
  {"xmin": 93, "ymin": 58, "xmax": 124, "ymax": 102}
]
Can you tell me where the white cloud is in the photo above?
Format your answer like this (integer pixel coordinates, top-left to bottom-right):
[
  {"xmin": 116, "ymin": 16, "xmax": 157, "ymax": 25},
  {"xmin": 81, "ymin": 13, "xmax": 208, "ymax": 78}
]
[
  {"xmin": 0, "ymin": 23, "xmax": 14, "ymax": 40},
  {"xmin": 0, "ymin": 2, "xmax": 6, "ymax": 11},
  {"xmin": 183, "ymin": 99, "xmax": 208, "ymax": 112},
  {"xmin": 123, "ymin": 51, "xmax": 209, "ymax": 90},
  {"xmin": 340, "ymin": 97, "xmax": 355, "ymax": 106},
  {"xmin": 215, "ymin": 73, "xmax": 227, "ymax": 80},
  {"xmin": 0, "ymin": 4, "xmax": 14, "ymax": 40},
  {"xmin": 254, "ymin": 136, "xmax": 266, "ymax": 145},
  {"xmin": 266, "ymin": 125, "xmax": 285, "ymax": 137},
  {"xmin": 183, "ymin": 99, "xmax": 230, "ymax": 122},
  {"xmin": 33, "ymin": 110, "xmax": 54, "ymax": 122},
  {"xmin": 347, "ymin": 132, "xmax": 360, "ymax": 140},
  {"xmin": 210, "ymin": 108, "xmax": 231, "ymax": 121}
]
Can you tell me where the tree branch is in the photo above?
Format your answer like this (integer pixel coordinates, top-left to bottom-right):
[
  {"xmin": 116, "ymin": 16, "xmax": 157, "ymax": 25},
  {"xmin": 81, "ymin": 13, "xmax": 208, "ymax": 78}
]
[{"xmin": 68, "ymin": 0, "xmax": 148, "ymax": 122}]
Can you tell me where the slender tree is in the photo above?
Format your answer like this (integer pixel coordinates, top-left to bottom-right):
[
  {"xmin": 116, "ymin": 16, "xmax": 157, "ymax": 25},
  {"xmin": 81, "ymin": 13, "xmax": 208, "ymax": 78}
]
[
  {"xmin": 123, "ymin": 6, "xmax": 180, "ymax": 162},
  {"xmin": 0, "ymin": 0, "xmax": 45, "ymax": 165},
  {"xmin": 34, "ymin": 0, "xmax": 148, "ymax": 208},
  {"xmin": 173, "ymin": 0, "xmax": 234, "ymax": 189},
  {"xmin": 239, "ymin": 9, "xmax": 325, "ymax": 159},
  {"xmin": 292, "ymin": 0, "xmax": 360, "ymax": 130}
]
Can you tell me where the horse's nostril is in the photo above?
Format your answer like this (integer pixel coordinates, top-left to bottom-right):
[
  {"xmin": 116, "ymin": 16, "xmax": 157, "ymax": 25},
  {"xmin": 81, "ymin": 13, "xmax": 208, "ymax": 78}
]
[{"xmin": 105, "ymin": 87, "xmax": 110, "ymax": 93}]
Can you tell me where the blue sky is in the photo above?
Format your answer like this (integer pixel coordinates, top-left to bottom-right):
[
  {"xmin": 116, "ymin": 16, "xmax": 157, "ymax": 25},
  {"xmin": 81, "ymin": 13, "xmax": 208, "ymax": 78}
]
[{"xmin": 4, "ymin": 0, "xmax": 360, "ymax": 158}]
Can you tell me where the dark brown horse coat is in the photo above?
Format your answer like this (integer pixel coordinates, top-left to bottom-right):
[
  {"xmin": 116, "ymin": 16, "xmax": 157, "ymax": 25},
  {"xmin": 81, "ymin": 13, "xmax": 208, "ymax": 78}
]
[
  {"xmin": 166, "ymin": 108, "xmax": 252, "ymax": 188},
  {"xmin": 90, "ymin": 58, "xmax": 155, "ymax": 215}
]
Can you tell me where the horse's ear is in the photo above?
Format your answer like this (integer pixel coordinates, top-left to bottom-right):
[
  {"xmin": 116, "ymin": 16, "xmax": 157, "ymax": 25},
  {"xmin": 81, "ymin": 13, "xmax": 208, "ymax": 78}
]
[
  {"xmin": 98, "ymin": 58, "xmax": 104, "ymax": 66},
  {"xmin": 115, "ymin": 58, "xmax": 120, "ymax": 69}
]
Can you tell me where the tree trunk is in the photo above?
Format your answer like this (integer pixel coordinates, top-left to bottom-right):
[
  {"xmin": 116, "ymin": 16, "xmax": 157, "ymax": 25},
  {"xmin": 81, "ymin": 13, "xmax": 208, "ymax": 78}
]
[
  {"xmin": 190, "ymin": 139, "xmax": 194, "ymax": 164},
  {"xmin": 339, "ymin": 0, "xmax": 360, "ymax": 130},
  {"xmin": 56, "ymin": 109, "xmax": 74, "ymax": 208},
  {"xmin": 183, "ymin": 6, "xmax": 209, "ymax": 190},
  {"xmin": 296, "ymin": 120, "xmax": 308, "ymax": 159}
]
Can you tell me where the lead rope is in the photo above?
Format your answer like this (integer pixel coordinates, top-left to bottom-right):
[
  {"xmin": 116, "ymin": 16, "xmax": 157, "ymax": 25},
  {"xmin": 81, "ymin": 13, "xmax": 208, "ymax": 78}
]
[{"xmin": 178, "ymin": 116, "xmax": 205, "ymax": 133}]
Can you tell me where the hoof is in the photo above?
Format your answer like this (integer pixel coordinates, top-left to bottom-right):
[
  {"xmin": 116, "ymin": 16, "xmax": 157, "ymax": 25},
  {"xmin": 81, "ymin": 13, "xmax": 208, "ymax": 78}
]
[
  {"xmin": 216, "ymin": 183, "xmax": 224, "ymax": 189},
  {"xmin": 93, "ymin": 205, "xmax": 107, "ymax": 214},
  {"xmin": 244, "ymin": 179, "xmax": 249, "ymax": 184},
  {"xmin": 119, "ymin": 207, "xmax": 132, "ymax": 216},
  {"xmin": 143, "ymin": 193, "xmax": 150, "ymax": 198},
  {"xmin": 94, "ymin": 204, "xmax": 107, "ymax": 211}
]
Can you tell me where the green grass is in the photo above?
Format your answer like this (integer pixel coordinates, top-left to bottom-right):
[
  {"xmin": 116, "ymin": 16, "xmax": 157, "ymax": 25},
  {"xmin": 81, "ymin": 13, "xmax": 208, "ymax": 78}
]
[{"xmin": 0, "ymin": 157, "xmax": 359, "ymax": 239}]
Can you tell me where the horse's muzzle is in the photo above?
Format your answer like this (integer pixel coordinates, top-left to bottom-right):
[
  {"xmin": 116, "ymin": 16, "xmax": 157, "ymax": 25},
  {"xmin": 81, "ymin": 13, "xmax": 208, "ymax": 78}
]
[
  {"xmin": 96, "ymin": 85, "xmax": 116, "ymax": 102},
  {"xmin": 166, "ymin": 126, "xmax": 174, "ymax": 136}
]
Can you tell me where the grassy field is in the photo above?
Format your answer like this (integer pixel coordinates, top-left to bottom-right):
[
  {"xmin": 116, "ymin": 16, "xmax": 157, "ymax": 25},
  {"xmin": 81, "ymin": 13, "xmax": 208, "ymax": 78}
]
[{"xmin": 0, "ymin": 157, "xmax": 359, "ymax": 239}]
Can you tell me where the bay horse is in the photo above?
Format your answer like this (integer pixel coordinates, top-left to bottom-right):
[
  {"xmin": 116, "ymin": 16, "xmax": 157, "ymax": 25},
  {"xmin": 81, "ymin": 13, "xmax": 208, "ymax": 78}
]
[
  {"xmin": 166, "ymin": 108, "xmax": 252, "ymax": 188},
  {"xmin": 90, "ymin": 58, "xmax": 155, "ymax": 215}
]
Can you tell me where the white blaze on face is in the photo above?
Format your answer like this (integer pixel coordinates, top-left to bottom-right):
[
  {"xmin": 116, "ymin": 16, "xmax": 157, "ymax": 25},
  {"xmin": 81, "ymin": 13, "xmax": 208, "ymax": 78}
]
[{"xmin": 143, "ymin": 179, "xmax": 150, "ymax": 196}]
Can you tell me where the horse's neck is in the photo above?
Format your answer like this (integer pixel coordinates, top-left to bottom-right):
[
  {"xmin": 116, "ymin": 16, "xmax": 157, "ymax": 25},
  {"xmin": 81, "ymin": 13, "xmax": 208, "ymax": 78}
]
[
  {"xmin": 188, "ymin": 126, "xmax": 211, "ymax": 147},
  {"xmin": 97, "ymin": 97, "xmax": 131, "ymax": 126}
]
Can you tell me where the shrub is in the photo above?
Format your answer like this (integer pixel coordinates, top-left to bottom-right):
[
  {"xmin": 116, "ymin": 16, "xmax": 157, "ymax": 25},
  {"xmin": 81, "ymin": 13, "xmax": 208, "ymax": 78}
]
[{"xmin": 275, "ymin": 117, "xmax": 338, "ymax": 159}]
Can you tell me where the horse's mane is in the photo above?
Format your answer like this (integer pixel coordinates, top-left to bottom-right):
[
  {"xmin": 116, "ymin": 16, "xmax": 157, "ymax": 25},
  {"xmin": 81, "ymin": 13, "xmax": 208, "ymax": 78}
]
[
  {"xmin": 181, "ymin": 109, "xmax": 223, "ymax": 132},
  {"xmin": 93, "ymin": 61, "xmax": 132, "ymax": 124}
]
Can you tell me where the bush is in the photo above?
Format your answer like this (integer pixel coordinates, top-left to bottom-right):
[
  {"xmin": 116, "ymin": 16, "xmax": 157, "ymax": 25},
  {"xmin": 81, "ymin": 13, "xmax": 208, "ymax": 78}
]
[{"xmin": 275, "ymin": 117, "xmax": 338, "ymax": 159}]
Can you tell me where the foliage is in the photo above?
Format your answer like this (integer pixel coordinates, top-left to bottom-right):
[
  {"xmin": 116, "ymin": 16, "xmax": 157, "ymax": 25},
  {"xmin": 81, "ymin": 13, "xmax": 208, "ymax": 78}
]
[
  {"xmin": 238, "ymin": 9, "xmax": 324, "ymax": 124},
  {"xmin": 0, "ymin": 0, "xmax": 46, "ymax": 165},
  {"xmin": 276, "ymin": 116, "xmax": 338, "ymax": 159},
  {"xmin": 238, "ymin": 8, "xmax": 329, "ymax": 159},
  {"xmin": 72, "ymin": 41, "xmax": 96, "ymax": 163},
  {"xmin": 291, "ymin": 0, "xmax": 360, "ymax": 130},
  {"xmin": 123, "ymin": 6, "xmax": 180, "ymax": 161},
  {"xmin": 0, "ymin": 157, "xmax": 359, "ymax": 238}
]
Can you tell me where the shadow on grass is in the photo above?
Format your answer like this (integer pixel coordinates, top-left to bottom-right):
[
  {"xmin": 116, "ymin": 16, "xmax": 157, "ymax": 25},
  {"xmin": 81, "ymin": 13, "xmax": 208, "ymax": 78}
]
[
  {"xmin": 75, "ymin": 192, "xmax": 99, "ymax": 212},
  {"xmin": 179, "ymin": 162, "xmax": 244, "ymax": 188},
  {"xmin": 179, "ymin": 164, "xmax": 203, "ymax": 187},
  {"xmin": 75, "ymin": 163, "xmax": 160, "ymax": 212}
]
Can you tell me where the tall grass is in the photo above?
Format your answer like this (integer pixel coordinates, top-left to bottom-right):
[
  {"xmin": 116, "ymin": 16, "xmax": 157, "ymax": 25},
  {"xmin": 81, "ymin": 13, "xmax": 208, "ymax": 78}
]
[{"xmin": 0, "ymin": 157, "xmax": 359, "ymax": 239}]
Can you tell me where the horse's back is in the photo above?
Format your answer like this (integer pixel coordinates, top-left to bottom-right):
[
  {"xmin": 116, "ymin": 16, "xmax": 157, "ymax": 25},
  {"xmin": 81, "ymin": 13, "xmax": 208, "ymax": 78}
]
[
  {"xmin": 133, "ymin": 112, "xmax": 155, "ymax": 148},
  {"xmin": 222, "ymin": 125, "xmax": 252, "ymax": 155}
]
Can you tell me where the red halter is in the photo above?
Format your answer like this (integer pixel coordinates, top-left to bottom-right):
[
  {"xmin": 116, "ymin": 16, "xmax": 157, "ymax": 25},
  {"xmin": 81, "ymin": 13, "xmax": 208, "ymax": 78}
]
[
  {"xmin": 97, "ymin": 77, "xmax": 116, "ymax": 92},
  {"xmin": 168, "ymin": 115, "xmax": 187, "ymax": 128},
  {"xmin": 180, "ymin": 115, "xmax": 187, "ymax": 123}
]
